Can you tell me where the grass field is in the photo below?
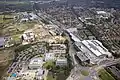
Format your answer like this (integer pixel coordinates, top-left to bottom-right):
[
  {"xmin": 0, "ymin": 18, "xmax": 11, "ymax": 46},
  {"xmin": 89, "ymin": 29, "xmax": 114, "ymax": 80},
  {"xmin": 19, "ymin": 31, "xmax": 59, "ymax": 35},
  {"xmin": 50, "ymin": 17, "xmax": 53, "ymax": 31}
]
[
  {"xmin": 47, "ymin": 75, "xmax": 56, "ymax": 80},
  {"xmin": 0, "ymin": 14, "xmax": 14, "ymax": 24},
  {"xmin": 98, "ymin": 69, "xmax": 115, "ymax": 80},
  {"xmin": 12, "ymin": 34, "xmax": 22, "ymax": 42},
  {"xmin": 16, "ymin": 22, "xmax": 37, "ymax": 32},
  {"xmin": 81, "ymin": 70, "xmax": 89, "ymax": 76}
]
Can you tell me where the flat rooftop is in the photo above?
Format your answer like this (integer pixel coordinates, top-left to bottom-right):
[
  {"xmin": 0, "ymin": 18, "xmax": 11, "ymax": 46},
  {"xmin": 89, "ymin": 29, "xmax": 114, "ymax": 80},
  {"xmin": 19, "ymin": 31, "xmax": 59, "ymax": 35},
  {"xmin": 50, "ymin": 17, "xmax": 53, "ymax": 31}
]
[
  {"xmin": 82, "ymin": 40, "xmax": 112, "ymax": 57},
  {"xmin": 29, "ymin": 58, "xmax": 43, "ymax": 65}
]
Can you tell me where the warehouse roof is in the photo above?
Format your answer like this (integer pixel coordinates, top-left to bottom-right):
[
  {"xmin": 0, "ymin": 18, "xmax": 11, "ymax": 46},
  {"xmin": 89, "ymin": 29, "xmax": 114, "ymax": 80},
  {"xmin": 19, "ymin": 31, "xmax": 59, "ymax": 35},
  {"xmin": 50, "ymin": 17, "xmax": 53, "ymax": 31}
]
[
  {"xmin": 76, "ymin": 52, "xmax": 89, "ymax": 62},
  {"xmin": 69, "ymin": 33, "xmax": 81, "ymax": 42},
  {"xmin": 82, "ymin": 40, "xmax": 112, "ymax": 57}
]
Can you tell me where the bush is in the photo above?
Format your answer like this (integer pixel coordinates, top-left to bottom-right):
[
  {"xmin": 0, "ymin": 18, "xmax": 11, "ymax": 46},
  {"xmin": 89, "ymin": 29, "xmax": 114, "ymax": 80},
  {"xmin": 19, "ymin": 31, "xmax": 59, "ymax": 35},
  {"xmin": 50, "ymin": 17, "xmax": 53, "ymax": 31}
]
[{"xmin": 43, "ymin": 61, "xmax": 55, "ymax": 70}]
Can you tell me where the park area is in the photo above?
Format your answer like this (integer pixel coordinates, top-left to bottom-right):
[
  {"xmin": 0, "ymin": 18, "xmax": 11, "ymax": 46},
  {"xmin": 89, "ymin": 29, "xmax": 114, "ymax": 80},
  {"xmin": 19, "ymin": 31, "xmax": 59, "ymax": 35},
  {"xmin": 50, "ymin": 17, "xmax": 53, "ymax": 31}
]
[{"xmin": 43, "ymin": 61, "xmax": 71, "ymax": 80}]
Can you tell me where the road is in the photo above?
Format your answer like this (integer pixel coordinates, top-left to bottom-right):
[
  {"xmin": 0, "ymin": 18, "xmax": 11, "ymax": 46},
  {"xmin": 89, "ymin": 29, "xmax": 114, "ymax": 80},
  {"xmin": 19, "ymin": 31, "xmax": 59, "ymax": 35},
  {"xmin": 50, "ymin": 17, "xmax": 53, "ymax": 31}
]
[{"xmin": 66, "ymin": 32, "xmax": 78, "ymax": 66}]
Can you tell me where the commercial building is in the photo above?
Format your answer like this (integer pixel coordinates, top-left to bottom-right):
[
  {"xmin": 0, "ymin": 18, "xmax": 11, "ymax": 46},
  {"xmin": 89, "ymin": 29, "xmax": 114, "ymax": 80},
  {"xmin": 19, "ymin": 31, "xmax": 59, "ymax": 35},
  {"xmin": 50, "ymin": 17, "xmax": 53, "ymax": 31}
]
[
  {"xmin": 96, "ymin": 11, "xmax": 107, "ymax": 15},
  {"xmin": 48, "ymin": 36, "xmax": 67, "ymax": 44},
  {"xmin": 74, "ymin": 40, "xmax": 112, "ymax": 64},
  {"xmin": 45, "ymin": 53, "xmax": 55, "ymax": 61},
  {"xmin": 66, "ymin": 28, "xmax": 78, "ymax": 33},
  {"xmin": 82, "ymin": 40, "xmax": 111, "ymax": 57},
  {"xmin": 22, "ymin": 30, "xmax": 35, "ymax": 43},
  {"xmin": 29, "ymin": 58, "xmax": 43, "ymax": 69},
  {"xmin": 96, "ymin": 11, "xmax": 111, "ymax": 19},
  {"xmin": 66, "ymin": 29, "xmax": 81, "ymax": 42},
  {"xmin": 69, "ymin": 33, "xmax": 81, "ymax": 42},
  {"xmin": 56, "ymin": 58, "xmax": 67, "ymax": 66},
  {"xmin": 76, "ymin": 51, "xmax": 90, "ymax": 65},
  {"xmin": 36, "ymin": 69, "xmax": 44, "ymax": 80},
  {"xmin": 49, "ymin": 44, "xmax": 67, "ymax": 55}
]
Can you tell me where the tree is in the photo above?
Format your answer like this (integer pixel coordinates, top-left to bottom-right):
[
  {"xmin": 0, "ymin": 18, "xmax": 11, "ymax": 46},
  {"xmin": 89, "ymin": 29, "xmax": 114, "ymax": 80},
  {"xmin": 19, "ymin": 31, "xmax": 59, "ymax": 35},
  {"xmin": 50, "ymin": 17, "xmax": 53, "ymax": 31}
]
[{"xmin": 43, "ymin": 61, "xmax": 55, "ymax": 70}]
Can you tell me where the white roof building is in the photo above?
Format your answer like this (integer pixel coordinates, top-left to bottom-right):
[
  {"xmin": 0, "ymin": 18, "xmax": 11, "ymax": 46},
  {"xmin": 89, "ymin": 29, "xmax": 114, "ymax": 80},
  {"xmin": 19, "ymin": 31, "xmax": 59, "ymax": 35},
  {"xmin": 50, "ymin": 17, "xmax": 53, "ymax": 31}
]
[
  {"xmin": 96, "ymin": 11, "xmax": 111, "ymax": 19},
  {"xmin": 66, "ymin": 28, "xmax": 78, "ymax": 33},
  {"xmin": 49, "ymin": 44, "xmax": 67, "ymax": 54},
  {"xmin": 81, "ymin": 40, "xmax": 112, "ymax": 57},
  {"xmin": 96, "ymin": 11, "xmax": 107, "ymax": 14},
  {"xmin": 22, "ymin": 31, "xmax": 35, "ymax": 42},
  {"xmin": 66, "ymin": 29, "xmax": 81, "ymax": 42},
  {"xmin": 36, "ymin": 69, "xmax": 44, "ymax": 80},
  {"xmin": 45, "ymin": 53, "xmax": 55, "ymax": 61},
  {"xmin": 56, "ymin": 58, "xmax": 67, "ymax": 66},
  {"xmin": 69, "ymin": 33, "xmax": 81, "ymax": 42},
  {"xmin": 29, "ymin": 13, "xmax": 38, "ymax": 20},
  {"xmin": 29, "ymin": 58, "xmax": 43, "ymax": 69},
  {"xmin": 74, "ymin": 40, "xmax": 112, "ymax": 64},
  {"xmin": 49, "ymin": 44, "xmax": 67, "ymax": 49}
]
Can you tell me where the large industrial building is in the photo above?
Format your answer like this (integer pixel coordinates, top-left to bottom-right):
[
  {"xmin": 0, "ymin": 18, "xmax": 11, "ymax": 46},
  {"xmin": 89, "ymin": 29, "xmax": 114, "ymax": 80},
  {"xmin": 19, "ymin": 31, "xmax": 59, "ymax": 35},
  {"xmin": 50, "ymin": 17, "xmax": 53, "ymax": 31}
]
[{"xmin": 74, "ymin": 40, "xmax": 112, "ymax": 64}]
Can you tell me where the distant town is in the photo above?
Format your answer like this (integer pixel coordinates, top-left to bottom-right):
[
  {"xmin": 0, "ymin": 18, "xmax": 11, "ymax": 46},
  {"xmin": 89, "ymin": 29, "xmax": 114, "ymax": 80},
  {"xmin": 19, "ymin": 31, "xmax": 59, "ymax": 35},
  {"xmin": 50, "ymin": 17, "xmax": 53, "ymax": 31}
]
[{"xmin": 0, "ymin": 0, "xmax": 120, "ymax": 80}]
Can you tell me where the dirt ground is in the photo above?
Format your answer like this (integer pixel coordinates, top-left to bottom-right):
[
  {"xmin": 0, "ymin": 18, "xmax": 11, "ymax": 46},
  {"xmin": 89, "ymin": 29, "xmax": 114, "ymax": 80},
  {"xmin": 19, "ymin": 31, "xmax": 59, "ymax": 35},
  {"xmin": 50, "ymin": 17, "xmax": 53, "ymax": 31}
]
[{"xmin": 0, "ymin": 49, "xmax": 14, "ymax": 80}]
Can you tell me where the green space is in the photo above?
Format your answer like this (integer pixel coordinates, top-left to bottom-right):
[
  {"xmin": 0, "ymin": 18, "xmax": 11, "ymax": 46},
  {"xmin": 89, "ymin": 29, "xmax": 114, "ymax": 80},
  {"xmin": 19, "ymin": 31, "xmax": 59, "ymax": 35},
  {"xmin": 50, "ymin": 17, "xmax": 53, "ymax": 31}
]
[
  {"xmin": 47, "ymin": 74, "xmax": 57, "ymax": 80},
  {"xmin": 98, "ymin": 69, "xmax": 115, "ymax": 80},
  {"xmin": 43, "ymin": 61, "xmax": 55, "ymax": 70},
  {"xmin": 0, "ymin": 14, "xmax": 14, "ymax": 24},
  {"xmin": 44, "ymin": 59, "xmax": 72, "ymax": 80},
  {"xmin": 12, "ymin": 34, "xmax": 21, "ymax": 41},
  {"xmin": 47, "ymin": 69, "xmax": 69, "ymax": 80},
  {"xmin": 81, "ymin": 70, "xmax": 89, "ymax": 76},
  {"xmin": 16, "ymin": 22, "xmax": 37, "ymax": 32},
  {"xmin": 15, "ymin": 44, "xmax": 31, "ymax": 52},
  {"xmin": 47, "ymin": 66, "xmax": 71, "ymax": 80}
]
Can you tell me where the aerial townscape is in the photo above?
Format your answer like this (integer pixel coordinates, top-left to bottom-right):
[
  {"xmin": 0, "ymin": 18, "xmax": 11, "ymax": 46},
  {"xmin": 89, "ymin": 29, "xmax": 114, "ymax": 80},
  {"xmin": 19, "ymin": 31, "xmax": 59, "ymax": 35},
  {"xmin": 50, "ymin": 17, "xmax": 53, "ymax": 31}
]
[{"xmin": 0, "ymin": 0, "xmax": 120, "ymax": 80}]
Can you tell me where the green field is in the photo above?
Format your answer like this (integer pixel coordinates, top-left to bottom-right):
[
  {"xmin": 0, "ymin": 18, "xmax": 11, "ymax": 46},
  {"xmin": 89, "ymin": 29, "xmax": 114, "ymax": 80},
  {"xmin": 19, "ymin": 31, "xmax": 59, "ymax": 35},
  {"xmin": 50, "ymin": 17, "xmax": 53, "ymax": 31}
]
[
  {"xmin": 14, "ymin": 21, "xmax": 37, "ymax": 32},
  {"xmin": 47, "ymin": 75, "xmax": 56, "ymax": 80},
  {"xmin": 81, "ymin": 70, "xmax": 89, "ymax": 76},
  {"xmin": 12, "ymin": 34, "xmax": 22, "ymax": 42},
  {"xmin": 98, "ymin": 69, "xmax": 115, "ymax": 80},
  {"xmin": 0, "ymin": 14, "xmax": 14, "ymax": 24}
]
